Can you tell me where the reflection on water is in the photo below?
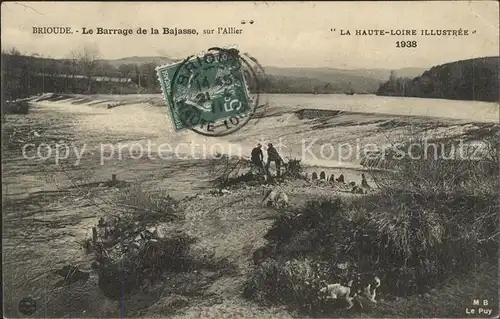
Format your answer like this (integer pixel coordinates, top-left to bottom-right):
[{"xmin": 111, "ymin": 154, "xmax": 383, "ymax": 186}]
[{"xmin": 264, "ymin": 94, "xmax": 499, "ymax": 123}]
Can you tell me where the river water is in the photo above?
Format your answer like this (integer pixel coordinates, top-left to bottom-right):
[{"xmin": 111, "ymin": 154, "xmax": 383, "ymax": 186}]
[
  {"xmin": 19, "ymin": 93, "xmax": 500, "ymax": 170},
  {"xmin": 266, "ymin": 94, "xmax": 498, "ymax": 122}
]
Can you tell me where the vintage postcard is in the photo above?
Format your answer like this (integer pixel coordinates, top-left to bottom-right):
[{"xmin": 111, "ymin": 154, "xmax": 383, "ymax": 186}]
[{"xmin": 2, "ymin": 1, "xmax": 499, "ymax": 318}]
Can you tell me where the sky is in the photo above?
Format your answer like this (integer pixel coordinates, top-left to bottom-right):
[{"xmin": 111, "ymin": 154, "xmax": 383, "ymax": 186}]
[{"xmin": 1, "ymin": 1, "xmax": 498, "ymax": 69}]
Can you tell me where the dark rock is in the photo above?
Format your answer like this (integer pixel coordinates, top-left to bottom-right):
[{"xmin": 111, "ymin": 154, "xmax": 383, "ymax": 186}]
[
  {"xmin": 53, "ymin": 265, "xmax": 90, "ymax": 286},
  {"xmin": 98, "ymin": 217, "xmax": 105, "ymax": 227},
  {"xmin": 351, "ymin": 186, "xmax": 365, "ymax": 194},
  {"xmin": 361, "ymin": 173, "xmax": 371, "ymax": 188},
  {"xmin": 83, "ymin": 238, "xmax": 93, "ymax": 254}
]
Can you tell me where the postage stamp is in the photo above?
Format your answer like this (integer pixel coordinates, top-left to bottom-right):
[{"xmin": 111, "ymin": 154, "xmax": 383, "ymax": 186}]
[{"xmin": 156, "ymin": 47, "xmax": 265, "ymax": 136}]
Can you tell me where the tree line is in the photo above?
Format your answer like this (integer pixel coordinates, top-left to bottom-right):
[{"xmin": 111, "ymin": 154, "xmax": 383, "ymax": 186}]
[
  {"xmin": 376, "ymin": 57, "xmax": 498, "ymax": 102},
  {"xmin": 1, "ymin": 47, "xmax": 162, "ymax": 101},
  {"xmin": 2, "ymin": 47, "xmax": 381, "ymax": 103}
]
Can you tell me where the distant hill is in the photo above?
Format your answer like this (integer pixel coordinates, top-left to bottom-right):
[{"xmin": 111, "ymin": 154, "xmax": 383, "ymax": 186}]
[
  {"xmin": 101, "ymin": 56, "xmax": 426, "ymax": 94},
  {"xmin": 103, "ymin": 56, "xmax": 425, "ymax": 81},
  {"xmin": 255, "ymin": 74, "xmax": 374, "ymax": 94},
  {"xmin": 345, "ymin": 67, "xmax": 427, "ymax": 81},
  {"xmin": 0, "ymin": 50, "xmax": 434, "ymax": 98},
  {"xmin": 262, "ymin": 67, "xmax": 380, "ymax": 93},
  {"xmin": 376, "ymin": 56, "xmax": 499, "ymax": 102},
  {"xmin": 260, "ymin": 66, "xmax": 426, "ymax": 94},
  {"xmin": 101, "ymin": 56, "xmax": 178, "ymax": 67},
  {"xmin": 264, "ymin": 66, "xmax": 426, "ymax": 83}
]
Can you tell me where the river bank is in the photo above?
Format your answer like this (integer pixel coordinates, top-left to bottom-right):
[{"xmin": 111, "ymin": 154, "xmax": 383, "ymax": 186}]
[{"xmin": 2, "ymin": 93, "xmax": 498, "ymax": 317}]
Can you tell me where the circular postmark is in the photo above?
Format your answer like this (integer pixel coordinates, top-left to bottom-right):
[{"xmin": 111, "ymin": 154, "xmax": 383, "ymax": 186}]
[
  {"xmin": 164, "ymin": 47, "xmax": 268, "ymax": 137},
  {"xmin": 18, "ymin": 296, "xmax": 37, "ymax": 315}
]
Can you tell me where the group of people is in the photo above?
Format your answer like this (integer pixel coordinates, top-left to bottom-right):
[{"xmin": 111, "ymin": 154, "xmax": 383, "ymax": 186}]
[{"xmin": 251, "ymin": 143, "xmax": 285, "ymax": 177}]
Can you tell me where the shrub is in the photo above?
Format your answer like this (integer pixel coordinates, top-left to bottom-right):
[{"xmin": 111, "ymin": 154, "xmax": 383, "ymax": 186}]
[
  {"xmin": 243, "ymin": 258, "xmax": 336, "ymax": 313},
  {"xmin": 282, "ymin": 158, "xmax": 304, "ymax": 179},
  {"xmin": 264, "ymin": 199, "xmax": 346, "ymax": 243},
  {"xmin": 243, "ymin": 259, "xmax": 281, "ymax": 303},
  {"xmin": 118, "ymin": 184, "xmax": 179, "ymax": 226},
  {"xmin": 211, "ymin": 157, "xmax": 268, "ymax": 188},
  {"xmin": 91, "ymin": 185, "xmax": 238, "ymax": 301}
]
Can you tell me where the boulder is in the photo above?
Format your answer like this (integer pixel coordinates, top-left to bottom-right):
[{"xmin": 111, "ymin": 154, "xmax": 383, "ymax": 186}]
[
  {"xmin": 361, "ymin": 173, "xmax": 371, "ymax": 188},
  {"xmin": 98, "ymin": 217, "xmax": 105, "ymax": 227},
  {"xmin": 336, "ymin": 174, "xmax": 345, "ymax": 183},
  {"xmin": 351, "ymin": 186, "xmax": 365, "ymax": 194},
  {"xmin": 53, "ymin": 265, "xmax": 90, "ymax": 286}
]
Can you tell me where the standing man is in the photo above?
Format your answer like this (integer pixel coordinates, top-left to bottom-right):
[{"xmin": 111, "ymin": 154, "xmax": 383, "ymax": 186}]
[
  {"xmin": 266, "ymin": 143, "xmax": 285, "ymax": 177},
  {"xmin": 251, "ymin": 143, "xmax": 264, "ymax": 172}
]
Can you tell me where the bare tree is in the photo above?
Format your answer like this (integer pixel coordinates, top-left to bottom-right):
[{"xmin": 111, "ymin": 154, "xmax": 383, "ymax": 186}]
[
  {"xmin": 73, "ymin": 45, "xmax": 101, "ymax": 93},
  {"xmin": 8, "ymin": 47, "xmax": 22, "ymax": 56},
  {"xmin": 389, "ymin": 70, "xmax": 397, "ymax": 82},
  {"xmin": 67, "ymin": 51, "xmax": 79, "ymax": 92}
]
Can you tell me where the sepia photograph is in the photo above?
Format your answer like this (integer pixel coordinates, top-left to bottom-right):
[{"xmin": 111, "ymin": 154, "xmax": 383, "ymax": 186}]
[{"xmin": 2, "ymin": 1, "xmax": 499, "ymax": 318}]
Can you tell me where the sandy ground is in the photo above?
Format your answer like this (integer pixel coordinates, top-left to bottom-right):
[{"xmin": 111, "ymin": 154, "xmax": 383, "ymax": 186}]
[{"xmin": 2, "ymin": 94, "xmax": 498, "ymax": 318}]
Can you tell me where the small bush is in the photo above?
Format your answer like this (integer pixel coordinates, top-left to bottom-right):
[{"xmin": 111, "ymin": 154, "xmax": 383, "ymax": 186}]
[
  {"xmin": 90, "ymin": 186, "xmax": 237, "ymax": 301},
  {"xmin": 243, "ymin": 258, "xmax": 336, "ymax": 312},
  {"xmin": 282, "ymin": 158, "xmax": 304, "ymax": 179},
  {"xmin": 243, "ymin": 259, "xmax": 281, "ymax": 303},
  {"xmin": 119, "ymin": 185, "xmax": 179, "ymax": 225},
  {"xmin": 265, "ymin": 199, "xmax": 346, "ymax": 243}
]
